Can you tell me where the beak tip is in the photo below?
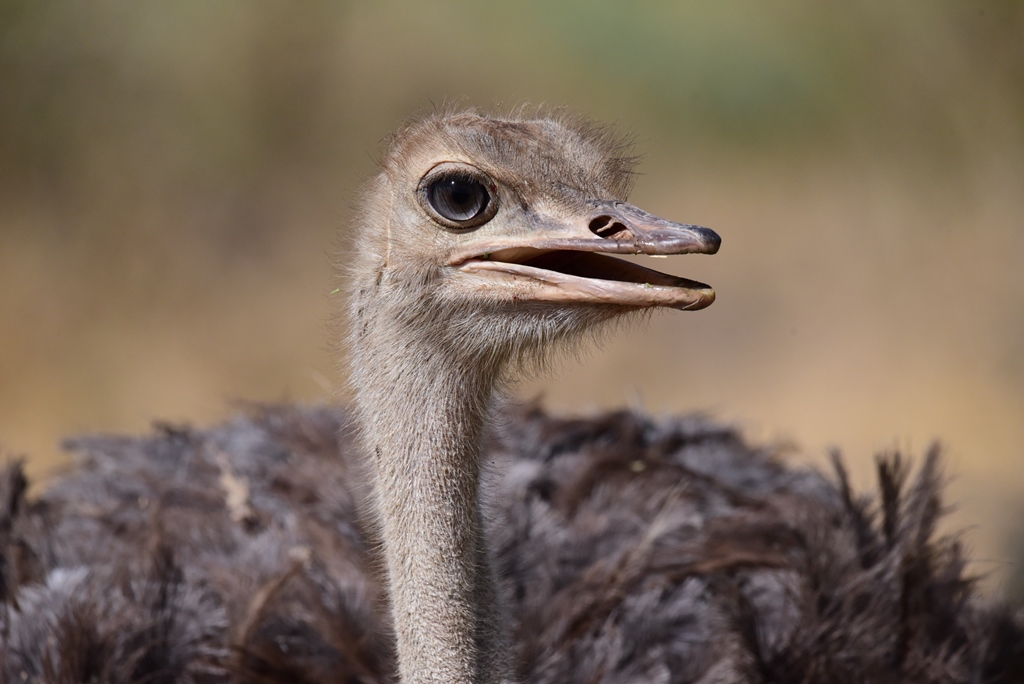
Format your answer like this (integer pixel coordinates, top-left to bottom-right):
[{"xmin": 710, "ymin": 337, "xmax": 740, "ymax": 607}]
[
  {"xmin": 697, "ymin": 288, "xmax": 716, "ymax": 309},
  {"xmin": 700, "ymin": 228, "xmax": 722, "ymax": 255},
  {"xmin": 670, "ymin": 287, "xmax": 715, "ymax": 311}
]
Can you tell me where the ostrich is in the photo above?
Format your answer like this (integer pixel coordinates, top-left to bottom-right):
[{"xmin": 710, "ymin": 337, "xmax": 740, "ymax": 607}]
[{"xmin": 0, "ymin": 110, "xmax": 1021, "ymax": 683}]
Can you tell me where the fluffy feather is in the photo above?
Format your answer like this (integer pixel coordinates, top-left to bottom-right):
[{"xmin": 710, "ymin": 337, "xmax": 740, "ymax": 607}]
[{"xmin": 1, "ymin": 403, "xmax": 1020, "ymax": 683}]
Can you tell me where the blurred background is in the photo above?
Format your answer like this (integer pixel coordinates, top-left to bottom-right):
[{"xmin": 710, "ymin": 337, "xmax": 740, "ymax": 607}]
[{"xmin": 1, "ymin": 1, "xmax": 1022, "ymax": 596}]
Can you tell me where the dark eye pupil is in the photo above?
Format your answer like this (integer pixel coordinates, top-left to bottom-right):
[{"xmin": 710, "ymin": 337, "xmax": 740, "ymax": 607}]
[{"xmin": 427, "ymin": 177, "xmax": 489, "ymax": 223}]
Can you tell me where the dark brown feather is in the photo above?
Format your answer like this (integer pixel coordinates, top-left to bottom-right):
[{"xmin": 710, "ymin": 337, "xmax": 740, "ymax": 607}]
[{"xmin": 1, "ymin": 404, "xmax": 1021, "ymax": 683}]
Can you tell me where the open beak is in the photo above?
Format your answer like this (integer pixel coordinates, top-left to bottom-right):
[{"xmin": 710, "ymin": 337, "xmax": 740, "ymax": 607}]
[{"xmin": 448, "ymin": 200, "xmax": 720, "ymax": 311}]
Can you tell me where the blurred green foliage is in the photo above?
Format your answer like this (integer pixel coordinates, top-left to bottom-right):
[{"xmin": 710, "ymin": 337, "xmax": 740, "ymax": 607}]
[{"xmin": 2, "ymin": 1, "xmax": 1021, "ymax": 216}]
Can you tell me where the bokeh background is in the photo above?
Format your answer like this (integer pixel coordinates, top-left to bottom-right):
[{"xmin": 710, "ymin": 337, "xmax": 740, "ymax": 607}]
[{"xmin": 1, "ymin": 1, "xmax": 1022, "ymax": 596}]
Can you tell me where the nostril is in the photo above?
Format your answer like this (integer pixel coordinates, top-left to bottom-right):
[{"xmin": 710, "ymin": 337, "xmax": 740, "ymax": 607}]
[
  {"xmin": 589, "ymin": 216, "xmax": 612, "ymax": 234},
  {"xmin": 589, "ymin": 216, "xmax": 630, "ymax": 239}
]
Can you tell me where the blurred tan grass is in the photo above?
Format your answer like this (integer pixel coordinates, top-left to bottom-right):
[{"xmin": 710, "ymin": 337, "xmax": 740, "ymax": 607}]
[{"xmin": 0, "ymin": 0, "xmax": 1021, "ymax": 595}]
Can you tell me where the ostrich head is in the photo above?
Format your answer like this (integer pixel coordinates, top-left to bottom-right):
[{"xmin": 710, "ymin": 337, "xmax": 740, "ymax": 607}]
[{"xmin": 349, "ymin": 110, "xmax": 720, "ymax": 378}]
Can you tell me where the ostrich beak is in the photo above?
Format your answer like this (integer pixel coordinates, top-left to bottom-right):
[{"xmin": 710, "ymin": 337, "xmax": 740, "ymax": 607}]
[{"xmin": 449, "ymin": 200, "xmax": 720, "ymax": 311}]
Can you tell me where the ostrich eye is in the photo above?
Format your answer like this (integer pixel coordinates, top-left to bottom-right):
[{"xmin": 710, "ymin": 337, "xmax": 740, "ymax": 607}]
[{"xmin": 426, "ymin": 176, "xmax": 491, "ymax": 225}]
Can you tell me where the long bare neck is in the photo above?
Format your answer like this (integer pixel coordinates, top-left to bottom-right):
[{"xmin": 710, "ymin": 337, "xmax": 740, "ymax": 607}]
[{"xmin": 350, "ymin": 306, "xmax": 512, "ymax": 684}]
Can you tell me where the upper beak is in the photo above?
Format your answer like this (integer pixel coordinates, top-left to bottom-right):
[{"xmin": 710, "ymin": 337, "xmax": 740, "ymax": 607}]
[{"xmin": 448, "ymin": 200, "xmax": 721, "ymax": 311}]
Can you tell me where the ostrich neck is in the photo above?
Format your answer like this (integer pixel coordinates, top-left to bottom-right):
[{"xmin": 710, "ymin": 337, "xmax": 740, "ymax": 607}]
[{"xmin": 351, "ymin": 312, "xmax": 511, "ymax": 684}]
